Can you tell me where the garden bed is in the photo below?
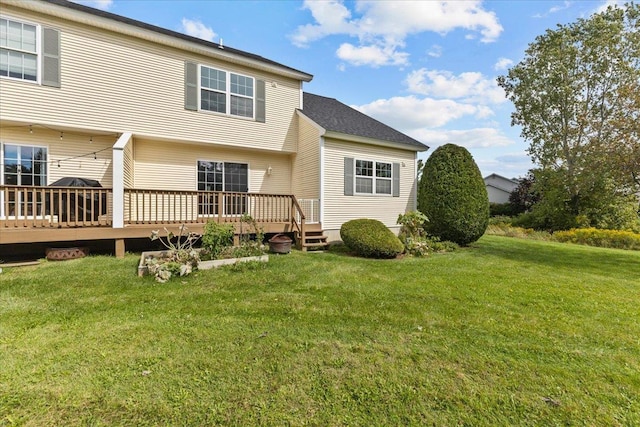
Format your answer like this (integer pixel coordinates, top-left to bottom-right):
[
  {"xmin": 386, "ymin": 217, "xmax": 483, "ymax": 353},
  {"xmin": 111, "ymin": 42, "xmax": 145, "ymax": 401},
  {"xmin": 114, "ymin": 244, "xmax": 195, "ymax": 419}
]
[{"xmin": 137, "ymin": 250, "xmax": 268, "ymax": 277}]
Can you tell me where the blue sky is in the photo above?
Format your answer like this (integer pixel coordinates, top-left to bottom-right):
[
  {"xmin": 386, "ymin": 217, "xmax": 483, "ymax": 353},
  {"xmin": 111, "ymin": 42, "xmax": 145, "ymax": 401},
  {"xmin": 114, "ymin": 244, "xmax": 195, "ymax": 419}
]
[{"xmin": 76, "ymin": 0, "xmax": 623, "ymax": 179}]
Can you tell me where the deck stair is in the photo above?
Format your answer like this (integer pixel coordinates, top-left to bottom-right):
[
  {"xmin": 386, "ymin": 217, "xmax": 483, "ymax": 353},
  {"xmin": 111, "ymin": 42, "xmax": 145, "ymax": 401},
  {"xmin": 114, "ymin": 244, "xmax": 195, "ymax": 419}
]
[{"xmin": 301, "ymin": 230, "xmax": 329, "ymax": 251}]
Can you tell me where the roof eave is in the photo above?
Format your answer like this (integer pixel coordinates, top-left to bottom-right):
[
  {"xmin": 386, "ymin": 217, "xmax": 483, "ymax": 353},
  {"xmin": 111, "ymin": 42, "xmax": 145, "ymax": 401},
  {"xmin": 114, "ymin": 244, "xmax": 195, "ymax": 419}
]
[
  {"xmin": 324, "ymin": 130, "xmax": 428, "ymax": 152},
  {"xmin": 6, "ymin": 0, "xmax": 313, "ymax": 82}
]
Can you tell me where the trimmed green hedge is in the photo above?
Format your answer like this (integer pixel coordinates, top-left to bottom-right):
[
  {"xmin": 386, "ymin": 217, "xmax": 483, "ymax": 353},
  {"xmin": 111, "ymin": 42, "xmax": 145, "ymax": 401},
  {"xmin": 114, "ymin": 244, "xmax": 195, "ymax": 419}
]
[
  {"xmin": 340, "ymin": 219, "xmax": 404, "ymax": 259},
  {"xmin": 418, "ymin": 144, "xmax": 489, "ymax": 246},
  {"xmin": 553, "ymin": 228, "xmax": 640, "ymax": 251}
]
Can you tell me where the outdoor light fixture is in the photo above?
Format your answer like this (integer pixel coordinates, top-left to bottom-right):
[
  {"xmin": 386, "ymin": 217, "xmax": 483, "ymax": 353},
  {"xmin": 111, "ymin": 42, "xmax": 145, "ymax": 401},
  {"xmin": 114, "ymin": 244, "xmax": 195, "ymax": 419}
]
[{"xmin": 267, "ymin": 165, "xmax": 273, "ymax": 176}]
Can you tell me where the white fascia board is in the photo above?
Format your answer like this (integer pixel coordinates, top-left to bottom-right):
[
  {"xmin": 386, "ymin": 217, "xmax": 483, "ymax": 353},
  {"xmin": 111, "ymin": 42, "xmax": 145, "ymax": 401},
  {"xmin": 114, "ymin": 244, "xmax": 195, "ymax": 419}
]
[
  {"xmin": 6, "ymin": 0, "xmax": 313, "ymax": 82},
  {"xmin": 323, "ymin": 130, "xmax": 427, "ymax": 152}
]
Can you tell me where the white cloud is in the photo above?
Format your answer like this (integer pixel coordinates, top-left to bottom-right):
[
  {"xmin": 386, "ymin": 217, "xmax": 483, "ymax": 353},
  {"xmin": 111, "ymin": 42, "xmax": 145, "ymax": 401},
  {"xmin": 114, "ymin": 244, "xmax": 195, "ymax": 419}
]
[
  {"xmin": 411, "ymin": 128, "xmax": 516, "ymax": 149},
  {"xmin": 354, "ymin": 96, "xmax": 488, "ymax": 130},
  {"xmin": 475, "ymin": 152, "xmax": 534, "ymax": 178},
  {"xmin": 405, "ymin": 69, "xmax": 506, "ymax": 105},
  {"xmin": 494, "ymin": 57, "xmax": 514, "ymax": 71},
  {"xmin": 291, "ymin": 0, "xmax": 503, "ymax": 67},
  {"xmin": 336, "ymin": 43, "xmax": 409, "ymax": 67},
  {"xmin": 290, "ymin": 1, "xmax": 356, "ymax": 47},
  {"xmin": 533, "ymin": 1, "xmax": 571, "ymax": 18},
  {"xmin": 71, "ymin": 0, "xmax": 113, "ymax": 10},
  {"xmin": 180, "ymin": 18, "xmax": 217, "ymax": 42},
  {"xmin": 427, "ymin": 45, "xmax": 443, "ymax": 58},
  {"xmin": 595, "ymin": 0, "xmax": 626, "ymax": 13}
]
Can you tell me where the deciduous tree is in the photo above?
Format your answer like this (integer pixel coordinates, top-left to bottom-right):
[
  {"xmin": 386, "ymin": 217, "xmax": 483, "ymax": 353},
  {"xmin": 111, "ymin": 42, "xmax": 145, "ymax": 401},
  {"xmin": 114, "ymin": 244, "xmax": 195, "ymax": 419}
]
[{"xmin": 498, "ymin": 3, "xmax": 640, "ymax": 230}]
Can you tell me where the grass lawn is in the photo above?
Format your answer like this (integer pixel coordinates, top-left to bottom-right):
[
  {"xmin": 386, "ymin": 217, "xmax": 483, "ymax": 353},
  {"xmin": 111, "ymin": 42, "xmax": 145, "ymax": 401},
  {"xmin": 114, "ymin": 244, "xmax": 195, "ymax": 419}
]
[{"xmin": 1, "ymin": 235, "xmax": 639, "ymax": 426}]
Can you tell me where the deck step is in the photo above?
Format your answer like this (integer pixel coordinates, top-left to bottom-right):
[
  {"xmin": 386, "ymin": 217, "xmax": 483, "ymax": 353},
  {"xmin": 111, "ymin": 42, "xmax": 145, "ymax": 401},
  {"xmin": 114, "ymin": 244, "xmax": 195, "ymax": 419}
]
[{"xmin": 299, "ymin": 230, "xmax": 329, "ymax": 251}]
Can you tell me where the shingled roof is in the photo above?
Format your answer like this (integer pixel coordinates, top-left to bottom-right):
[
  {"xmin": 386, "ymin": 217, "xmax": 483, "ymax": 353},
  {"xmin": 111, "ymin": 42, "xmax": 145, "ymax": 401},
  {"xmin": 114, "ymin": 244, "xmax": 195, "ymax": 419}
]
[
  {"xmin": 301, "ymin": 93, "xmax": 428, "ymax": 151},
  {"xmin": 41, "ymin": 0, "xmax": 312, "ymax": 81}
]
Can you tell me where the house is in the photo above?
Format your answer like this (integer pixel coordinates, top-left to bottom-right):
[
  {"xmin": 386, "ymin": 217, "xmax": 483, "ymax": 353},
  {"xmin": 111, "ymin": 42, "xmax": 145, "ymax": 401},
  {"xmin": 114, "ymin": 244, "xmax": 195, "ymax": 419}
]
[
  {"xmin": 484, "ymin": 173, "xmax": 519, "ymax": 204},
  {"xmin": 0, "ymin": 0, "xmax": 428, "ymax": 257}
]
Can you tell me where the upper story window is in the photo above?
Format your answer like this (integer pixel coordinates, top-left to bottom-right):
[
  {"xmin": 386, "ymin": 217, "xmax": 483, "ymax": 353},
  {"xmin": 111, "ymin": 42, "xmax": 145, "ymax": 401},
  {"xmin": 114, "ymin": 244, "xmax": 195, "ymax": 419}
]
[
  {"xmin": 200, "ymin": 65, "xmax": 254, "ymax": 119},
  {"xmin": 355, "ymin": 159, "xmax": 392, "ymax": 195},
  {"xmin": 0, "ymin": 17, "xmax": 38, "ymax": 82}
]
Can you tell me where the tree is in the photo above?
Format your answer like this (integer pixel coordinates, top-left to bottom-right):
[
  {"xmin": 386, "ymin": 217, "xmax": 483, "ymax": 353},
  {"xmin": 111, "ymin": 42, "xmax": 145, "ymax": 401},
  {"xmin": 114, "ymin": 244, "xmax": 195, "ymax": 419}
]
[
  {"xmin": 417, "ymin": 144, "xmax": 489, "ymax": 245},
  {"xmin": 497, "ymin": 3, "xmax": 640, "ymax": 230},
  {"xmin": 509, "ymin": 171, "xmax": 538, "ymax": 215}
]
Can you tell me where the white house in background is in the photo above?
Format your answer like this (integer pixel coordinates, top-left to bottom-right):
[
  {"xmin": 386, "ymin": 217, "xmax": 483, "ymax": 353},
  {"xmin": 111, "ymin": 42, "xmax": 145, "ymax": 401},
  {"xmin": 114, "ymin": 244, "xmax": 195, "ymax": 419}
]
[
  {"xmin": 484, "ymin": 173, "xmax": 519, "ymax": 204},
  {"xmin": 0, "ymin": 0, "xmax": 428, "ymax": 256}
]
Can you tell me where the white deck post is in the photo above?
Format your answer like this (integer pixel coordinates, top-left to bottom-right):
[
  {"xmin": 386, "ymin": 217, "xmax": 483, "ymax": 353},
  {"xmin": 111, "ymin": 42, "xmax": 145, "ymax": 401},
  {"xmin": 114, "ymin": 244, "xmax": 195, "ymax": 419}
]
[{"xmin": 112, "ymin": 132, "xmax": 132, "ymax": 229}]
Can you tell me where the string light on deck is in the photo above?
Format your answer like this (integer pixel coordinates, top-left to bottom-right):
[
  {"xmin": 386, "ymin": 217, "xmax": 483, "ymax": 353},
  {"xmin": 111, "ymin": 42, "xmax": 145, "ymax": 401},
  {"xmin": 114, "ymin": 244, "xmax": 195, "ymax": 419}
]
[{"xmin": 1, "ymin": 124, "xmax": 119, "ymax": 144}]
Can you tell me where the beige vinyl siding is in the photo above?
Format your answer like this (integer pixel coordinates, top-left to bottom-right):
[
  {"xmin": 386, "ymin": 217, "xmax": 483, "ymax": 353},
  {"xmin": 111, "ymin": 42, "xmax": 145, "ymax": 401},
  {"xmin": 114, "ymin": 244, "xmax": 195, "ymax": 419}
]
[
  {"xmin": 133, "ymin": 139, "xmax": 292, "ymax": 194},
  {"xmin": 323, "ymin": 138, "xmax": 417, "ymax": 231},
  {"xmin": 292, "ymin": 114, "xmax": 320, "ymax": 200},
  {"xmin": 128, "ymin": 139, "xmax": 293, "ymax": 222},
  {"xmin": 123, "ymin": 139, "xmax": 134, "ymax": 188},
  {"xmin": 0, "ymin": 127, "xmax": 114, "ymax": 186},
  {"xmin": 0, "ymin": 5, "xmax": 301, "ymax": 153}
]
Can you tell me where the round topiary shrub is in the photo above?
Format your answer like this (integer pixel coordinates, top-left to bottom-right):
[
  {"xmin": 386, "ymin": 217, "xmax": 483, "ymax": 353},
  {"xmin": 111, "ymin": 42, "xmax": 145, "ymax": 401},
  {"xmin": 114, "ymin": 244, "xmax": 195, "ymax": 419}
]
[
  {"xmin": 417, "ymin": 144, "xmax": 489, "ymax": 246},
  {"xmin": 340, "ymin": 218, "xmax": 404, "ymax": 259}
]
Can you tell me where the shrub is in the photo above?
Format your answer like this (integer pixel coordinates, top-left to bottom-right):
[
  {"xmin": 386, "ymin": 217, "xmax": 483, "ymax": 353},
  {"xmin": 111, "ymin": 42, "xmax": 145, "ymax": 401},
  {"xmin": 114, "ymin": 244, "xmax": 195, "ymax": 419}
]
[
  {"xmin": 147, "ymin": 225, "xmax": 200, "ymax": 282},
  {"xmin": 488, "ymin": 215, "xmax": 513, "ymax": 226},
  {"xmin": 397, "ymin": 211, "xmax": 429, "ymax": 242},
  {"xmin": 485, "ymin": 223, "xmax": 552, "ymax": 241},
  {"xmin": 418, "ymin": 144, "xmax": 489, "ymax": 245},
  {"xmin": 509, "ymin": 172, "xmax": 538, "ymax": 214},
  {"xmin": 236, "ymin": 214, "xmax": 266, "ymax": 257},
  {"xmin": 553, "ymin": 228, "xmax": 640, "ymax": 251},
  {"xmin": 489, "ymin": 202, "xmax": 515, "ymax": 217},
  {"xmin": 340, "ymin": 219, "xmax": 404, "ymax": 259},
  {"xmin": 202, "ymin": 221, "xmax": 234, "ymax": 259},
  {"xmin": 396, "ymin": 211, "xmax": 458, "ymax": 256}
]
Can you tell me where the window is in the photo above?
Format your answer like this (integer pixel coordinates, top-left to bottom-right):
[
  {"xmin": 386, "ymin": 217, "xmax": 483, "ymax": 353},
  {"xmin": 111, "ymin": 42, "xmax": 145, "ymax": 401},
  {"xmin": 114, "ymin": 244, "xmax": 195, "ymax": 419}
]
[
  {"xmin": 197, "ymin": 161, "xmax": 248, "ymax": 215},
  {"xmin": 355, "ymin": 159, "xmax": 392, "ymax": 195},
  {"xmin": 200, "ymin": 65, "xmax": 254, "ymax": 118},
  {"xmin": 2, "ymin": 144, "xmax": 47, "ymax": 186},
  {"xmin": 0, "ymin": 17, "xmax": 38, "ymax": 82},
  {"xmin": 1, "ymin": 143, "xmax": 47, "ymax": 217}
]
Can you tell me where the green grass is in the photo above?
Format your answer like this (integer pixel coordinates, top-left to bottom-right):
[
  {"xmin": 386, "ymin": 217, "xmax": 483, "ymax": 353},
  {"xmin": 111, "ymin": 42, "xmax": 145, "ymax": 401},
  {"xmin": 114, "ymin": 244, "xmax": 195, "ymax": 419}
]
[{"xmin": 1, "ymin": 235, "xmax": 639, "ymax": 426}]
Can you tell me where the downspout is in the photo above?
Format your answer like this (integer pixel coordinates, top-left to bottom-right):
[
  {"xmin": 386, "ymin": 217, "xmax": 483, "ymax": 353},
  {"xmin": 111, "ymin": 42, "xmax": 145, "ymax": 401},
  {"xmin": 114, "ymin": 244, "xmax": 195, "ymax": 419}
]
[
  {"xmin": 319, "ymin": 135, "xmax": 325, "ymax": 224},
  {"xmin": 414, "ymin": 152, "xmax": 418, "ymax": 211}
]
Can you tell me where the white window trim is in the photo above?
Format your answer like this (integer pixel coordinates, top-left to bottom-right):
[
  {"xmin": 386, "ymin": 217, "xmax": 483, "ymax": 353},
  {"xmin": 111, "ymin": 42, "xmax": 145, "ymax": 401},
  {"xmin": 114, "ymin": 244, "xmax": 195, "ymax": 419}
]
[
  {"xmin": 1, "ymin": 141, "xmax": 49, "ymax": 186},
  {"xmin": 354, "ymin": 158, "xmax": 393, "ymax": 196},
  {"xmin": 0, "ymin": 141, "xmax": 49, "ymax": 219},
  {"xmin": 196, "ymin": 160, "xmax": 250, "ymax": 217},
  {"xmin": 198, "ymin": 64, "xmax": 255, "ymax": 120},
  {"xmin": 196, "ymin": 159, "xmax": 250, "ymax": 193},
  {"xmin": 0, "ymin": 15, "xmax": 41, "ymax": 85}
]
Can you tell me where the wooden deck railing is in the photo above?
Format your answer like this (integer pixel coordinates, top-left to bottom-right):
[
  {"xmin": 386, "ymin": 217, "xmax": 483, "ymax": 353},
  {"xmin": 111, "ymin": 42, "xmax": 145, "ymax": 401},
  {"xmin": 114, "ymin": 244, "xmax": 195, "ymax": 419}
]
[
  {"xmin": 1, "ymin": 186, "xmax": 306, "ymax": 242},
  {"xmin": 124, "ymin": 189, "xmax": 301, "ymax": 225},
  {"xmin": 0, "ymin": 185, "xmax": 113, "ymax": 228}
]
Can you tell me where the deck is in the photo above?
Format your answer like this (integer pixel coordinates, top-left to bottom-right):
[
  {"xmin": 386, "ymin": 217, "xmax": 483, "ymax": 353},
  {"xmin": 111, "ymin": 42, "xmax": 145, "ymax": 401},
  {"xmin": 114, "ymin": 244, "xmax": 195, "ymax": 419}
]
[{"xmin": 0, "ymin": 185, "xmax": 321, "ymax": 256}]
